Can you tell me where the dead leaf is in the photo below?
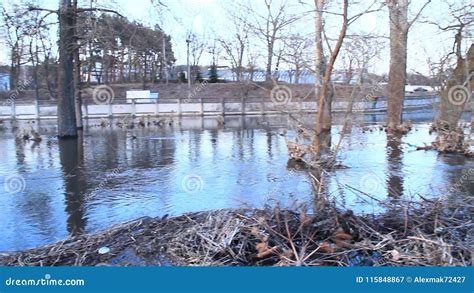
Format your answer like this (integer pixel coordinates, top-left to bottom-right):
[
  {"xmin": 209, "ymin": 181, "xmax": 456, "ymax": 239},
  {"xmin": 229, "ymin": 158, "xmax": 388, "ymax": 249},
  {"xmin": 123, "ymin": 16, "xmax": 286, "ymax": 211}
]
[
  {"xmin": 334, "ymin": 232, "xmax": 353, "ymax": 241},
  {"xmin": 319, "ymin": 241, "xmax": 335, "ymax": 253},
  {"xmin": 299, "ymin": 212, "xmax": 312, "ymax": 226},
  {"xmin": 256, "ymin": 242, "xmax": 268, "ymax": 254},
  {"xmin": 256, "ymin": 245, "xmax": 279, "ymax": 258}
]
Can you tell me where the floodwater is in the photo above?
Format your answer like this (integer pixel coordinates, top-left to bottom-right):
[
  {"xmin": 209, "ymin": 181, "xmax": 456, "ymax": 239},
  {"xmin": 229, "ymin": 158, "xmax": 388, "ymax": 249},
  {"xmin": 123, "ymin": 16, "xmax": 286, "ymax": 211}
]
[{"xmin": 0, "ymin": 111, "xmax": 473, "ymax": 252}]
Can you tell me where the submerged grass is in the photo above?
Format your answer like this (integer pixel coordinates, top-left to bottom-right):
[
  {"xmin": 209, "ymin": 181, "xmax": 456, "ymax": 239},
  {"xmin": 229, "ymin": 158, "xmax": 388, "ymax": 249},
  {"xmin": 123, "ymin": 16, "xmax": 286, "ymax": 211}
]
[{"xmin": 0, "ymin": 192, "xmax": 471, "ymax": 267}]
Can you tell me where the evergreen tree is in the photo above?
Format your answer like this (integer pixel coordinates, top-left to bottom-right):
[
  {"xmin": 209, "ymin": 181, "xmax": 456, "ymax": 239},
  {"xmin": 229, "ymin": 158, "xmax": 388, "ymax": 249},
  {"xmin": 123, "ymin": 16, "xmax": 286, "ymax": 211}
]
[
  {"xmin": 195, "ymin": 70, "xmax": 203, "ymax": 82},
  {"xmin": 209, "ymin": 64, "xmax": 219, "ymax": 83}
]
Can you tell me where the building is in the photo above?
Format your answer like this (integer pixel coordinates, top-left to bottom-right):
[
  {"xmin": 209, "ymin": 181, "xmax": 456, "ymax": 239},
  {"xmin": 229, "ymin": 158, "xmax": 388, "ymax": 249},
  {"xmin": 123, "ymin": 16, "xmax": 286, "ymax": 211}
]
[{"xmin": 0, "ymin": 73, "xmax": 10, "ymax": 91}]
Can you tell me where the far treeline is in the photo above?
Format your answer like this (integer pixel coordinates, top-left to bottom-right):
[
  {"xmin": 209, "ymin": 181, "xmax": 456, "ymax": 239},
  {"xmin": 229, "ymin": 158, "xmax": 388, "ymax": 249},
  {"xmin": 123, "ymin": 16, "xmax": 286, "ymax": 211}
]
[{"xmin": 3, "ymin": 9, "xmax": 176, "ymax": 98}]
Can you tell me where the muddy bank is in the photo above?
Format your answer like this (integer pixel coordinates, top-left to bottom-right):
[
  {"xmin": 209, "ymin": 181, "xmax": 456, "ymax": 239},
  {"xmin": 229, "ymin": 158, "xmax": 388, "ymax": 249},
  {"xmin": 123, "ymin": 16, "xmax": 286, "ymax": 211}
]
[{"xmin": 0, "ymin": 193, "xmax": 471, "ymax": 267}]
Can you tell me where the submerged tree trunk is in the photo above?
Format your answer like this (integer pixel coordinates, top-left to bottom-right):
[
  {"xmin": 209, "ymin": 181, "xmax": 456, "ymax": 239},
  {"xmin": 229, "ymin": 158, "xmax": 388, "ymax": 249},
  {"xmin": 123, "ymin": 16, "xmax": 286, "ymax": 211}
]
[
  {"xmin": 57, "ymin": 0, "xmax": 77, "ymax": 138},
  {"xmin": 386, "ymin": 0, "xmax": 408, "ymax": 131},
  {"xmin": 312, "ymin": 0, "xmax": 347, "ymax": 160},
  {"xmin": 312, "ymin": 0, "xmax": 325, "ymax": 157},
  {"xmin": 437, "ymin": 44, "xmax": 474, "ymax": 129},
  {"xmin": 72, "ymin": 0, "xmax": 83, "ymax": 130},
  {"xmin": 432, "ymin": 44, "xmax": 473, "ymax": 154}
]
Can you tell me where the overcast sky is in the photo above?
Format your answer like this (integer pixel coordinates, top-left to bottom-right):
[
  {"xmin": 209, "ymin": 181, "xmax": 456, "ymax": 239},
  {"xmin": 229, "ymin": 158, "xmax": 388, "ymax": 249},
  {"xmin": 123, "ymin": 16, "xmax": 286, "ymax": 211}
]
[{"xmin": 0, "ymin": 0, "xmax": 472, "ymax": 75}]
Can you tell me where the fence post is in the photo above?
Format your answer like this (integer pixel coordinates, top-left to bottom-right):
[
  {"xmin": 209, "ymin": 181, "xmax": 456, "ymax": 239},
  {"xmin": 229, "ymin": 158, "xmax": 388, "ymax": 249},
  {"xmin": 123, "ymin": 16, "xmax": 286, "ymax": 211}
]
[
  {"xmin": 155, "ymin": 98, "xmax": 159, "ymax": 116},
  {"xmin": 35, "ymin": 99, "xmax": 40, "ymax": 119},
  {"xmin": 241, "ymin": 97, "xmax": 245, "ymax": 115},
  {"xmin": 11, "ymin": 99, "xmax": 16, "ymax": 119},
  {"xmin": 200, "ymin": 97, "xmax": 204, "ymax": 116},
  {"xmin": 178, "ymin": 97, "xmax": 182, "ymax": 116},
  {"xmin": 108, "ymin": 100, "xmax": 113, "ymax": 117},
  {"xmin": 261, "ymin": 99, "xmax": 265, "ymax": 115},
  {"xmin": 132, "ymin": 99, "xmax": 136, "ymax": 116},
  {"xmin": 221, "ymin": 97, "xmax": 225, "ymax": 116},
  {"xmin": 83, "ymin": 99, "xmax": 88, "ymax": 118}
]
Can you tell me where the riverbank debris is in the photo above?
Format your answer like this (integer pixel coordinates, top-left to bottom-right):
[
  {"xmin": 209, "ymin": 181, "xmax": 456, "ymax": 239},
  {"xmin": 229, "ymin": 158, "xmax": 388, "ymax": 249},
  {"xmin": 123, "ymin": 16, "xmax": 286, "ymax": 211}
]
[{"xmin": 0, "ymin": 192, "xmax": 471, "ymax": 267}]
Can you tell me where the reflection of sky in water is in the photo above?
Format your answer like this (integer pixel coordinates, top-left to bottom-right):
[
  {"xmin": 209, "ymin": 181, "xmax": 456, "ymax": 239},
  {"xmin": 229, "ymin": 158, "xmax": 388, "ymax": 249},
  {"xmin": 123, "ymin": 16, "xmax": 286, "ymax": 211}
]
[{"xmin": 0, "ymin": 115, "xmax": 472, "ymax": 251}]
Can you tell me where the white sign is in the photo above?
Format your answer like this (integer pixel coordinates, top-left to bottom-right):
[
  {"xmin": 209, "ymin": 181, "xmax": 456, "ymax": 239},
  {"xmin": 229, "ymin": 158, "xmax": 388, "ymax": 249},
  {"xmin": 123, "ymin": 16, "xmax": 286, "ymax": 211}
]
[{"xmin": 126, "ymin": 90, "xmax": 151, "ymax": 103}]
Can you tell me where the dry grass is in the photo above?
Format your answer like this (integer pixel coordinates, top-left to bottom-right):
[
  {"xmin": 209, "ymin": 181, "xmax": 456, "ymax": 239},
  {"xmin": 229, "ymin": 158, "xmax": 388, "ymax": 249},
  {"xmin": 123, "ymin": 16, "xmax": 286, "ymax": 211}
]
[{"xmin": 0, "ymin": 192, "xmax": 471, "ymax": 267}]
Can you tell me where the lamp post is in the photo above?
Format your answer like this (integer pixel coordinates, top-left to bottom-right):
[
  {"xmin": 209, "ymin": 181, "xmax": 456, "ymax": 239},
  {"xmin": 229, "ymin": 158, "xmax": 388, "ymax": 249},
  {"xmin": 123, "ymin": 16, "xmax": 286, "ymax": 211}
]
[{"xmin": 186, "ymin": 37, "xmax": 191, "ymax": 97}]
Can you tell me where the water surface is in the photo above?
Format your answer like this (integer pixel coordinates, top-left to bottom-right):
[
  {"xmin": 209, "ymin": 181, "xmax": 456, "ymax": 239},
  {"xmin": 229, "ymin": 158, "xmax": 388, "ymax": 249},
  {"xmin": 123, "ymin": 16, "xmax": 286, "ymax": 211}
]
[{"xmin": 0, "ymin": 112, "xmax": 472, "ymax": 251}]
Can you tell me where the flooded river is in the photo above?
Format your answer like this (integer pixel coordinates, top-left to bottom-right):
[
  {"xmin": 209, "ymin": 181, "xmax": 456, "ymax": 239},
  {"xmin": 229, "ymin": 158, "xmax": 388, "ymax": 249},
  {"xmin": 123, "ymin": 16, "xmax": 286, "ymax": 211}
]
[{"xmin": 0, "ymin": 111, "xmax": 473, "ymax": 251}]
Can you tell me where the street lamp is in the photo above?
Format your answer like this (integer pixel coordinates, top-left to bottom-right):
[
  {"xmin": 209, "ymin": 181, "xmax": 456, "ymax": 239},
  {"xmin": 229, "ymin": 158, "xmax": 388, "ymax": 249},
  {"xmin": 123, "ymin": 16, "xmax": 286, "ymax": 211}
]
[{"xmin": 186, "ymin": 37, "xmax": 192, "ymax": 93}]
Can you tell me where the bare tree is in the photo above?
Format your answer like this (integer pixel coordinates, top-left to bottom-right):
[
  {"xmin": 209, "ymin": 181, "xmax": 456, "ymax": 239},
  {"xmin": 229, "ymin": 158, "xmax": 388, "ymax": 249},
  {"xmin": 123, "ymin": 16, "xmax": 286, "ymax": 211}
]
[
  {"xmin": 280, "ymin": 34, "xmax": 313, "ymax": 84},
  {"xmin": 188, "ymin": 33, "xmax": 206, "ymax": 82},
  {"xmin": 312, "ymin": 0, "xmax": 349, "ymax": 159},
  {"xmin": 56, "ymin": 0, "xmax": 77, "ymax": 137},
  {"xmin": 1, "ymin": 6, "xmax": 31, "ymax": 91},
  {"xmin": 340, "ymin": 35, "xmax": 384, "ymax": 84},
  {"xmin": 311, "ymin": 0, "xmax": 382, "ymax": 159},
  {"xmin": 239, "ymin": 0, "xmax": 299, "ymax": 81},
  {"xmin": 386, "ymin": 0, "xmax": 431, "ymax": 131},
  {"xmin": 218, "ymin": 12, "xmax": 250, "ymax": 82},
  {"xmin": 423, "ymin": 1, "xmax": 473, "ymax": 130}
]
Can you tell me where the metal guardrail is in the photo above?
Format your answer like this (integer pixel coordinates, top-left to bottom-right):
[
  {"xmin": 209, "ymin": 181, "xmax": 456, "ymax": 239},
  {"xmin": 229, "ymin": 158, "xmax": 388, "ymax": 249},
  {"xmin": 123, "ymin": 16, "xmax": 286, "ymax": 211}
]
[{"xmin": 0, "ymin": 95, "xmax": 445, "ymax": 120}]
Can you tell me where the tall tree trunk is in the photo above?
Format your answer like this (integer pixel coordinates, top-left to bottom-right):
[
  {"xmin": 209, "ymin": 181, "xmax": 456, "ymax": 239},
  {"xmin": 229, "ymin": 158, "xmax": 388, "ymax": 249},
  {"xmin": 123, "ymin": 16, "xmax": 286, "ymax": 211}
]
[
  {"xmin": 237, "ymin": 42, "xmax": 244, "ymax": 82},
  {"xmin": 10, "ymin": 45, "xmax": 19, "ymax": 91},
  {"xmin": 57, "ymin": 0, "xmax": 77, "ymax": 138},
  {"xmin": 142, "ymin": 53, "xmax": 148, "ymax": 88},
  {"xmin": 312, "ymin": 0, "xmax": 347, "ymax": 159},
  {"xmin": 438, "ymin": 44, "xmax": 474, "ymax": 129},
  {"xmin": 295, "ymin": 65, "xmax": 300, "ymax": 84},
  {"xmin": 312, "ymin": 0, "xmax": 327, "ymax": 156},
  {"xmin": 29, "ymin": 39, "xmax": 40, "ymax": 110},
  {"xmin": 386, "ymin": 0, "xmax": 408, "ymax": 131},
  {"xmin": 103, "ymin": 51, "xmax": 109, "ymax": 84},
  {"xmin": 87, "ymin": 43, "xmax": 93, "ymax": 86},
  {"xmin": 72, "ymin": 0, "xmax": 83, "ymax": 129},
  {"xmin": 43, "ymin": 53, "xmax": 55, "ymax": 99},
  {"xmin": 120, "ymin": 48, "xmax": 125, "ymax": 82},
  {"xmin": 265, "ymin": 40, "xmax": 274, "ymax": 82}
]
